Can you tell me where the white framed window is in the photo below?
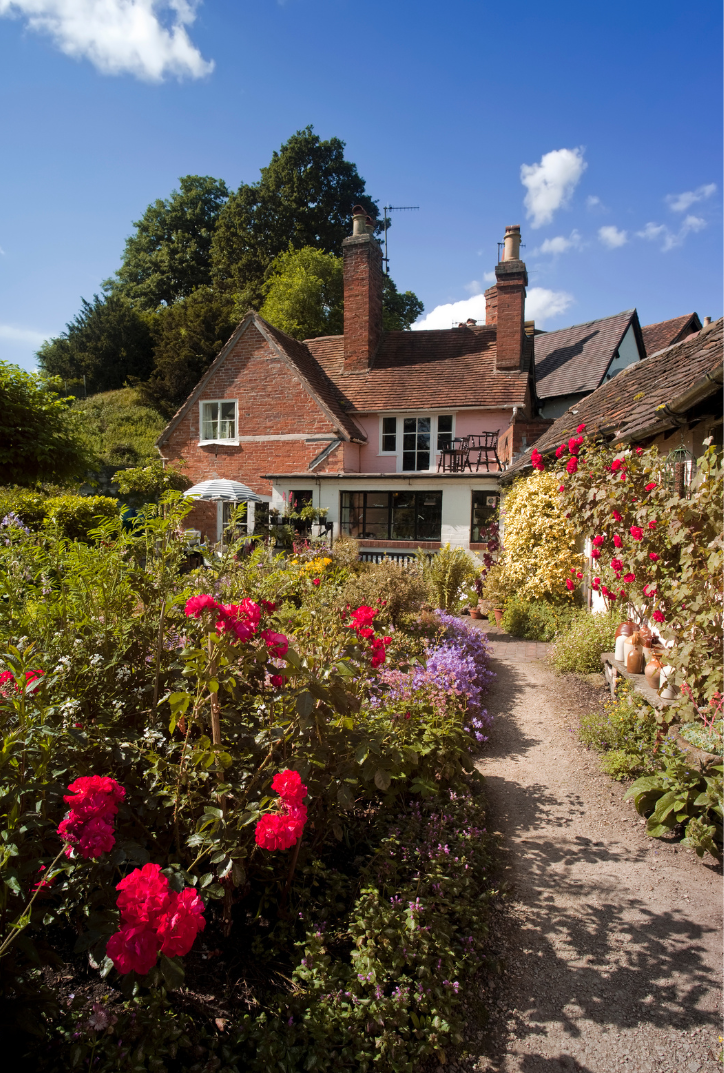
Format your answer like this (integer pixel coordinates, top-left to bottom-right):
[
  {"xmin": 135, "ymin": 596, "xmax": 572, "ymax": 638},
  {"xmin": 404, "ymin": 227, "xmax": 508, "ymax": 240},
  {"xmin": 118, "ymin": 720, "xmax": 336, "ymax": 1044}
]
[
  {"xmin": 378, "ymin": 413, "xmax": 454, "ymax": 471},
  {"xmin": 199, "ymin": 399, "xmax": 238, "ymax": 444}
]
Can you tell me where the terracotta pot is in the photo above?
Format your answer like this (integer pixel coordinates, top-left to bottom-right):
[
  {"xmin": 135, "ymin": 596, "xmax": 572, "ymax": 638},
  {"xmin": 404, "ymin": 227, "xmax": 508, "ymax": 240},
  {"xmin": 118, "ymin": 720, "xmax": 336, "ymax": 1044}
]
[
  {"xmin": 493, "ymin": 608, "xmax": 504, "ymax": 626},
  {"xmin": 469, "ymin": 608, "xmax": 482, "ymax": 620},
  {"xmin": 615, "ymin": 620, "xmax": 636, "ymax": 640},
  {"xmin": 644, "ymin": 655, "xmax": 663, "ymax": 689}
]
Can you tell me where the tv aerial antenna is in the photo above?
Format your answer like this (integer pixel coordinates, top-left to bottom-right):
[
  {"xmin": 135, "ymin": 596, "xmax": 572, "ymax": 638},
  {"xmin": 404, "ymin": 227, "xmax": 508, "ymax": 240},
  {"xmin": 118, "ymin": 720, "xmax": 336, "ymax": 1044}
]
[{"xmin": 382, "ymin": 204, "xmax": 419, "ymax": 274}]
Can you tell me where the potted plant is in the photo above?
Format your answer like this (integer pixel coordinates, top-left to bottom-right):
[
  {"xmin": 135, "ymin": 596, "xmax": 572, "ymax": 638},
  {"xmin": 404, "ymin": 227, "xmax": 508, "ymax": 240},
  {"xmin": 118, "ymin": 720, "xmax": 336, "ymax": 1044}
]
[{"xmin": 481, "ymin": 564, "xmax": 514, "ymax": 628}]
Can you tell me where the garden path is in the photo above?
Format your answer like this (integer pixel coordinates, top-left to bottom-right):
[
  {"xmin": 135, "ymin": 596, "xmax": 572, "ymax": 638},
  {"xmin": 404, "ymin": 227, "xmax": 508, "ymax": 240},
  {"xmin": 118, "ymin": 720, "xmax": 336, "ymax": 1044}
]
[{"xmin": 460, "ymin": 633, "xmax": 722, "ymax": 1073}]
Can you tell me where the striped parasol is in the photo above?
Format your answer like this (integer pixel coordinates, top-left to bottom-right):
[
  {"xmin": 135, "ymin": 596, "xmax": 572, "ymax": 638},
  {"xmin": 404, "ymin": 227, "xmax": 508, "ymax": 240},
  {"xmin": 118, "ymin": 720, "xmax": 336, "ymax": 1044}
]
[{"xmin": 183, "ymin": 479, "xmax": 262, "ymax": 503}]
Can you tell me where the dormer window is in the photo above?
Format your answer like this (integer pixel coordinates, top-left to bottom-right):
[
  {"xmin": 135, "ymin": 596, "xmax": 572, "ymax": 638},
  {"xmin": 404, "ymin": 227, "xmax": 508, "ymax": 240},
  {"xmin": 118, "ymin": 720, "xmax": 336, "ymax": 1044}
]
[
  {"xmin": 378, "ymin": 414, "xmax": 455, "ymax": 471},
  {"xmin": 200, "ymin": 400, "xmax": 237, "ymax": 444}
]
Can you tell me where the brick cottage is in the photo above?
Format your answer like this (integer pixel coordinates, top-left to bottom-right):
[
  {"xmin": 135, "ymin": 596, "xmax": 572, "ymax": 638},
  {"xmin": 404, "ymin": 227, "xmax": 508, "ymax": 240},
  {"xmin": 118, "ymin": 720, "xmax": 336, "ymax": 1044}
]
[
  {"xmin": 156, "ymin": 209, "xmax": 680, "ymax": 557},
  {"xmin": 156, "ymin": 211, "xmax": 549, "ymax": 555}
]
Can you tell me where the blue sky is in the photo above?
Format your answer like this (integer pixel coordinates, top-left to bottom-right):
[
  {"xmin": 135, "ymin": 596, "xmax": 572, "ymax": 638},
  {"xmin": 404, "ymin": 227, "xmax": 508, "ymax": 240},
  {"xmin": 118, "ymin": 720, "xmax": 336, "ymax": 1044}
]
[{"xmin": 0, "ymin": 0, "xmax": 721, "ymax": 369}]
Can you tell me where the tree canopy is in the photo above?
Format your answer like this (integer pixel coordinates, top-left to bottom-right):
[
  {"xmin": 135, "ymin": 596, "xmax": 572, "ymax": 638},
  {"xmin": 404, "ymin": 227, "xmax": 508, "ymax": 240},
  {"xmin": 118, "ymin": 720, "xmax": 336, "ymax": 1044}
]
[
  {"xmin": 110, "ymin": 175, "xmax": 229, "ymax": 310},
  {"xmin": 211, "ymin": 127, "xmax": 378, "ymax": 308},
  {"xmin": 259, "ymin": 246, "xmax": 344, "ymax": 340},
  {"xmin": 0, "ymin": 362, "xmax": 92, "ymax": 487},
  {"xmin": 36, "ymin": 294, "xmax": 154, "ymax": 394}
]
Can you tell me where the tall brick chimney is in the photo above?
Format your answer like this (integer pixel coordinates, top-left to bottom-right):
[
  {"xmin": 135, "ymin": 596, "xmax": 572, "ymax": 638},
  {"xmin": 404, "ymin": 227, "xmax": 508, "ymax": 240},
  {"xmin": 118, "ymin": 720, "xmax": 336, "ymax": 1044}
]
[
  {"xmin": 494, "ymin": 224, "xmax": 527, "ymax": 372},
  {"xmin": 342, "ymin": 206, "xmax": 383, "ymax": 373}
]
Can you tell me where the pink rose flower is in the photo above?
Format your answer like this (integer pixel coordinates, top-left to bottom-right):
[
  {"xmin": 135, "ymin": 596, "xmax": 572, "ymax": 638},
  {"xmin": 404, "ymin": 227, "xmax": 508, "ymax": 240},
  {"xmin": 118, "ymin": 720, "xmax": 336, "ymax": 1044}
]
[
  {"xmin": 652, "ymin": 610, "xmax": 665, "ymax": 624},
  {"xmin": 566, "ymin": 456, "xmax": 578, "ymax": 475},
  {"xmin": 629, "ymin": 526, "xmax": 644, "ymax": 541},
  {"xmin": 649, "ymin": 552, "xmax": 659, "ymax": 562}
]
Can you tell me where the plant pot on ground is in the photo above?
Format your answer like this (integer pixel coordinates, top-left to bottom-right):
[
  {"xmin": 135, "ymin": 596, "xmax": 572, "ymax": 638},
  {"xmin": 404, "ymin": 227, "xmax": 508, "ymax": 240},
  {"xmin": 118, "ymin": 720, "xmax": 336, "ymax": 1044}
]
[
  {"xmin": 493, "ymin": 608, "xmax": 504, "ymax": 626},
  {"xmin": 469, "ymin": 608, "xmax": 482, "ymax": 620}
]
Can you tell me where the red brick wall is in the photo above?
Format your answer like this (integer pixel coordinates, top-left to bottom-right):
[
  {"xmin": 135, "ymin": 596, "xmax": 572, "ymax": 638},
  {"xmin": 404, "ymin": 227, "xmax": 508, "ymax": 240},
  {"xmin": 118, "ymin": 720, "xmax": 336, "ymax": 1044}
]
[
  {"xmin": 495, "ymin": 268, "xmax": 526, "ymax": 372},
  {"xmin": 498, "ymin": 416, "xmax": 553, "ymax": 466},
  {"xmin": 485, "ymin": 284, "xmax": 498, "ymax": 326},
  {"xmin": 342, "ymin": 234, "xmax": 383, "ymax": 373},
  {"xmin": 160, "ymin": 321, "xmax": 340, "ymax": 540}
]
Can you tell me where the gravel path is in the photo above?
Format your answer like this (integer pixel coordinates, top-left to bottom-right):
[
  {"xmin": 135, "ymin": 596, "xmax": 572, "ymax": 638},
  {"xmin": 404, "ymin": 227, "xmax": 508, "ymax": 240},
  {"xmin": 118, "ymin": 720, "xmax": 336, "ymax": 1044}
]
[{"xmin": 462, "ymin": 647, "xmax": 723, "ymax": 1073}]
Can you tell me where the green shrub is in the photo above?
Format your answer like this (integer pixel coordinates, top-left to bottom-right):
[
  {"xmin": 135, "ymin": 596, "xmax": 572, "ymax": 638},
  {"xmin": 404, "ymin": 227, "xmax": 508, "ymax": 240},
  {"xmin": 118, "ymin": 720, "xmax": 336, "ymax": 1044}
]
[
  {"xmin": 500, "ymin": 597, "xmax": 575, "ymax": 641},
  {"xmin": 0, "ymin": 489, "xmax": 119, "ymax": 541},
  {"xmin": 550, "ymin": 610, "xmax": 617, "ymax": 673},
  {"xmin": 418, "ymin": 544, "xmax": 478, "ymax": 611},
  {"xmin": 626, "ymin": 754, "xmax": 723, "ymax": 859},
  {"xmin": 579, "ymin": 683, "xmax": 659, "ymax": 781},
  {"xmin": 337, "ymin": 558, "xmax": 427, "ymax": 626},
  {"xmin": 480, "ymin": 561, "xmax": 517, "ymax": 609}
]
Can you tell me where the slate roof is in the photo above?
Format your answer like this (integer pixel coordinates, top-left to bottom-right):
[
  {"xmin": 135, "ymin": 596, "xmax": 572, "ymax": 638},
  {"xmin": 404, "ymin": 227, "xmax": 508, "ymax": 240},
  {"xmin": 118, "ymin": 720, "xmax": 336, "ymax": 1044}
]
[
  {"xmin": 503, "ymin": 319, "xmax": 723, "ymax": 481},
  {"xmin": 533, "ymin": 310, "xmax": 640, "ymax": 400},
  {"xmin": 641, "ymin": 313, "xmax": 701, "ymax": 356},
  {"xmin": 306, "ymin": 325, "xmax": 532, "ymax": 412}
]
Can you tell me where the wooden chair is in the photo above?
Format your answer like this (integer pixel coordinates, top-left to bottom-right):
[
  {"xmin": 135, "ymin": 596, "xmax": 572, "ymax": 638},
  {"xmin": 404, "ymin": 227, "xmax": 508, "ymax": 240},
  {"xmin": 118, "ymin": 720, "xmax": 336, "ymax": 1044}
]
[{"xmin": 463, "ymin": 431, "xmax": 501, "ymax": 472}]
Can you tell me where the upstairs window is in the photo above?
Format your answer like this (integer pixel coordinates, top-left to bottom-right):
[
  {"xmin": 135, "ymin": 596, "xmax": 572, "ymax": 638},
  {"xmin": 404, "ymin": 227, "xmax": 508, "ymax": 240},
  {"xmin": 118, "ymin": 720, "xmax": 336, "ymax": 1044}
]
[
  {"xmin": 201, "ymin": 400, "xmax": 236, "ymax": 442},
  {"xmin": 402, "ymin": 417, "xmax": 430, "ymax": 471},
  {"xmin": 381, "ymin": 416, "xmax": 397, "ymax": 453}
]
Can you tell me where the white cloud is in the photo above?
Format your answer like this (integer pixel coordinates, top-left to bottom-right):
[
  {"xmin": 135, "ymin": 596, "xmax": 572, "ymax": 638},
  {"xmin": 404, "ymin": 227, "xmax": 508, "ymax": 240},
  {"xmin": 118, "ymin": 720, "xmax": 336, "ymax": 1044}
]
[
  {"xmin": 533, "ymin": 229, "xmax": 581, "ymax": 256},
  {"xmin": 0, "ymin": 0, "xmax": 213, "ymax": 81},
  {"xmin": 525, "ymin": 287, "xmax": 573, "ymax": 326},
  {"xmin": 586, "ymin": 195, "xmax": 602, "ymax": 209},
  {"xmin": 520, "ymin": 147, "xmax": 587, "ymax": 228},
  {"xmin": 0, "ymin": 323, "xmax": 53, "ymax": 345},
  {"xmin": 483, "ymin": 270, "xmax": 495, "ymax": 283},
  {"xmin": 598, "ymin": 225, "xmax": 628, "ymax": 249},
  {"xmin": 412, "ymin": 286, "xmax": 573, "ymax": 331},
  {"xmin": 636, "ymin": 214, "xmax": 706, "ymax": 251},
  {"xmin": 665, "ymin": 183, "xmax": 716, "ymax": 213},
  {"xmin": 464, "ymin": 280, "xmax": 483, "ymax": 296}
]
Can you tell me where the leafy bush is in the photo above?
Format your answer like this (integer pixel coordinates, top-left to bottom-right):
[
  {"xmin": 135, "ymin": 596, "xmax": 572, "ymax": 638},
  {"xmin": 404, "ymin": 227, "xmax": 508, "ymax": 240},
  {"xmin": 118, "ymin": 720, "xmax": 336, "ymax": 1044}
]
[
  {"xmin": 500, "ymin": 597, "xmax": 575, "ymax": 641},
  {"xmin": 481, "ymin": 561, "xmax": 516, "ymax": 609},
  {"xmin": 73, "ymin": 387, "xmax": 167, "ymax": 468},
  {"xmin": 0, "ymin": 502, "xmax": 496, "ymax": 1067},
  {"xmin": 626, "ymin": 755, "xmax": 723, "ymax": 859},
  {"xmin": 550, "ymin": 610, "xmax": 617, "ymax": 673},
  {"xmin": 418, "ymin": 544, "xmax": 478, "ymax": 611},
  {"xmin": 679, "ymin": 719, "xmax": 723, "ymax": 755},
  {"xmin": 579, "ymin": 683, "xmax": 660, "ymax": 781},
  {"xmin": 0, "ymin": 489, "xmax": 120, "ymax": 540},
  {"xmin": 498, "ymin": 471, "xmax": 581, "ymax": 601},
  {"xmin": 113, "ymin": 459, "xmax": 191, "ymax": 502},
  {"xmin": 337, "ymin": 558, "xmax": 427, "ymax": 626}
]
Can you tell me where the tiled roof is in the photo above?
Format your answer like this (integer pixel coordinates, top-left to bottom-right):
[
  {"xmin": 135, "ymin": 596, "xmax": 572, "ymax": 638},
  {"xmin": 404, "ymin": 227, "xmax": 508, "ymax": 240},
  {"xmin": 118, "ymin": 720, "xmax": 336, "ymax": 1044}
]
[
  {"xmin": 306, "ymin": 325, "xmax": 532, "ymax": 412},
  {"xmin": 641, "ymin": 313, "xmax": 701, "ymax": 356},
  {"xmin": 533, "ymin": 310, "xmax": 638, "ymax": 399},
  {"xmin": 503, "ymin": 319, "xmax": 723, "ymax": 481}
]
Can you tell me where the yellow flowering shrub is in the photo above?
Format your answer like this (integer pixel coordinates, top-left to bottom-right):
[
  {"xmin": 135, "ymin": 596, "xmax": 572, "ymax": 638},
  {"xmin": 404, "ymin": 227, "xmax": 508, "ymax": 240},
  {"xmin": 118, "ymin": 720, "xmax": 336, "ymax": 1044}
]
[
  {"xmin": 298, "ymin": 556, "xmax": 333, "ymax": 575},
  {"xmin": 500, "ymin": 472, "xmax": 582, "ymax": 600}
]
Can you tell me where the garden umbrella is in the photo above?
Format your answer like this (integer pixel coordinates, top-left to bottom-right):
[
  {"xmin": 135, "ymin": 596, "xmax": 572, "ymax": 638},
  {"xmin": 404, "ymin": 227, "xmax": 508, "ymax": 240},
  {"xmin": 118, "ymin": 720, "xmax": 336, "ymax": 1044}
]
[{"xmin": 183, "ymin": 479, "xmax": 262, "ymax": 550}]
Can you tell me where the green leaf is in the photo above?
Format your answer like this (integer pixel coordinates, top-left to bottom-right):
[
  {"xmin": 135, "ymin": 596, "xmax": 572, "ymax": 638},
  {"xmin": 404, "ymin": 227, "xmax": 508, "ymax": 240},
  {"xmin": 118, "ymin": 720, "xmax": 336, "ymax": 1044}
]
[
  {"xmin": 374, "ymin": 769, "xmax": 392, "ymax": 792},
  {"xmin": 337, "ymin": 784, "xmax": 355, "ymax": 810},
  {"xmin": 355, "ymin": 743, "xmax": 370, "ymax": 765},
  {"xmin": 296, "ymin": 692, "xmax": 314, "ymax": 719},
  {"xmin": 159, "ymin": 954, "xmax": 185, "ymax": 991}
]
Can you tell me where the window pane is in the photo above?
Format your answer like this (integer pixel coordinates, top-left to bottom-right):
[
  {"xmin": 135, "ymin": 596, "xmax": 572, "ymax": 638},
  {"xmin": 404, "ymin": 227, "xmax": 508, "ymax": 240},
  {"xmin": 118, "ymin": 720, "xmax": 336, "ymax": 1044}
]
[
  {"xmin": 341, "ymin": 492, "xmax": 364, "ymax": 537},
  {"xmin": 417, "ymin": 417, "xmax": 430, "ymax": 433},
  {"xmin": 202, "ymin": 401, "xmax": 219, "ymax": 440},
  {"xmin": 416, "ymin": 492, "xmax": 442, "ymax": 540},
  {"xmin": 382, "ymin": 417, "xmax": 397, "ymax": 452},
  {"xmin": 403, "ymin": 417, "xmax": 417, "ymax": 433},
  {"xmin": 382, "ymin": 417, "xmax": 396, "ymax": 434},
  {"xmin": 437, "ymin": 415, "xmax": 453, "ymax": 451},
  {"xmin": 416, "ymin": 451, "xmax": 430, "ymax": 471},
  {"xmin": 391, "ymin": 492, "xmax": 415, "ymax": 539},
  {"xmin": 402, "ymin": 432, "xmax": 416, "ymax": 451},
  {"xmin": 471, "ymin": 491, "xmax": 499, "ymax": 542},
  {"xmin": 402, "ymin": 451, "xmax": 416, "ymax": 471},
  {"xmin": 416, "ymin": 432, "xmax": 430, "ymax": 450},
  {"xmin": 219, "ymin": 401, "xmax": 235, "ymax": 439},
  {"xmin": 362, "ymin": 493, "xmax": 389, "ymax": 538}
]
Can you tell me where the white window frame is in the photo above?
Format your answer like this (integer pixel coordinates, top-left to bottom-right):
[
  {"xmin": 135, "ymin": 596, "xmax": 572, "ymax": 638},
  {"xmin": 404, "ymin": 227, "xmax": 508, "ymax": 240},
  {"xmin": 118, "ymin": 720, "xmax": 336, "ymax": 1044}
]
[
  {"xmin": 198, "ymin": 399, "xmax": 239, "ymax": 446},
  {"xmin": 377, "ymin": 413, "xmax": 455, "ymax": 471}
]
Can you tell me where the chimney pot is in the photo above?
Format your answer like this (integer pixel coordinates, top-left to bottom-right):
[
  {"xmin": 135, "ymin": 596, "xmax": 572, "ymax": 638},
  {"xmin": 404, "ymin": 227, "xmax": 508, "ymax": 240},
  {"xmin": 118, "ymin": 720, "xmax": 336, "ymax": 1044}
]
[
  {"xmin": 503, "ymin": 224, "xmax": 522, "ymax": 262},
  {"xmin": 703, "ymin": 316, "xmax": 711, "ymax": 326}
]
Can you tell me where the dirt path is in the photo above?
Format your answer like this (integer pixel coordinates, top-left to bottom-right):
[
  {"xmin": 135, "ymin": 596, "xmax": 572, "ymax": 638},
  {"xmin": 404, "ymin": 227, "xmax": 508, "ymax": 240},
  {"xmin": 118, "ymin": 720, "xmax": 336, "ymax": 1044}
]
[{"xmin": 461, "ymin": 643, "xmax": 723, "ymax": 1073}]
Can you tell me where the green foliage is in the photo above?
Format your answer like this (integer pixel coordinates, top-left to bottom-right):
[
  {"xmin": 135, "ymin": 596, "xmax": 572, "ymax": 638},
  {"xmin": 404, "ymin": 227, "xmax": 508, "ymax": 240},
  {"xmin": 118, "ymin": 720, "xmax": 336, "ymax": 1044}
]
[
  {"xmin": 337, "ymin": 559, "xmax": 427, "ymax": 627},
  {"xmin": 579, "ymin": 683, "xmax": 660, "ymax": 780},
  {"xmin": 109, "ymin": 175, "xmax": 230, "ymax": 310},
  {"xmin": 0, "ymin": 508, "xmax": 495, "ymax": 1067},
  {"xmin": 259, "ymin": 245, "xmax": 344, "ymax": 339},
  {"xmin": 550, "ymin": 610, "xmax": 618, "ymax": 673},
  {"xmin": 211, "ymin": 126, "xmax": 378, "ymax": 307},
  {"xmin": 0, "ymin": 363, "xmax": 91, "ymax": 486},
  {"xmin": 480, "ymin": 562, "xmax": 516, "ymax": 609},
  {"xmin": 500, "ymin": 597, "xmax": 575, "ymax": 642},
  {"xmin": 72, "ymin": 387, "xmax": 166, "ymax": 468},
  {"xmin": 139, "ymin": 286, "xmax": 238, "ymax": 415},
  {"xmin": 419, "ymin": 545, "xmax": 479, "ymax": 611},
  {"xmin": 0, "ymin": 489, "xmax": 119, "ymax": 540},
  {"xmin": 626, "ymin": 756, "xmax": 722, "ymax": 859},
  {"xmin": 679, "ymin": 719, "xmax": 723, "ymax": 755},
  {"xmin": 37, "ymin": 294, "xmax": 154, "ymax": 394},
  {"xmin": 113, "ymin": 460, "xmax": 191, "ymax": 502}
]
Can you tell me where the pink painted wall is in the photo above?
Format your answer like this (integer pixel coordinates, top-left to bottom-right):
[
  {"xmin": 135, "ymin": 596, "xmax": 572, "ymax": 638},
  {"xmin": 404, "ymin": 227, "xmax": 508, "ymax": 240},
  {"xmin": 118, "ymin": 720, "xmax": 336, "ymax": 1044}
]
[{"xmin": 353, "ymin": 410, "xmax": 511, "ymax": 473}]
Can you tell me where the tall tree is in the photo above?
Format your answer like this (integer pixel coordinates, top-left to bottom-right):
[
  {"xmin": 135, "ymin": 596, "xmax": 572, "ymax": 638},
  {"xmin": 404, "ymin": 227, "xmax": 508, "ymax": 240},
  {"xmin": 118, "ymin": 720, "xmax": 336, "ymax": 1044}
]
[
  {"xmin": 0, "ymin": 362, "xmax": 92, "ymax": 486},
  {"xmin": 139, "ymin": 287, "xmax": 238, "ymax": 416},
  {"xmin": 259, "ymin": 246, "xmax": 424, "ymax": 340},
  {"xmin": 110, "ymin": 175, "xmax": 230, "ymax": 310},
  {"xmin": 211, "ymin": 127, "xmax": 378, "ymax": 308},
  {"xmin": 37, "ymin": 295, "xmax": 154, "ymax": 394}
]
